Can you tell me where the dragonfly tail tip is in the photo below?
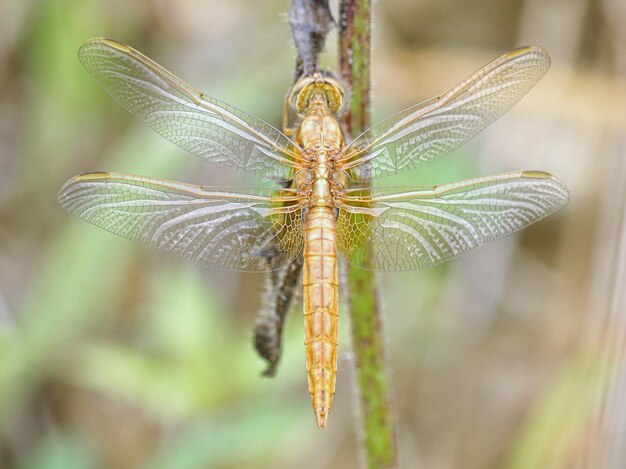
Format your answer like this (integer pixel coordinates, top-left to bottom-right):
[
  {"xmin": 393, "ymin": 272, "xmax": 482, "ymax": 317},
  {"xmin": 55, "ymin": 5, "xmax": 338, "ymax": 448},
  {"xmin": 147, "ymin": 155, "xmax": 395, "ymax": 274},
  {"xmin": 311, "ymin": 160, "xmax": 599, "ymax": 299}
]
[{"xmin": 315, "ymin": 409, "xmax": 329, "ymax": 429}]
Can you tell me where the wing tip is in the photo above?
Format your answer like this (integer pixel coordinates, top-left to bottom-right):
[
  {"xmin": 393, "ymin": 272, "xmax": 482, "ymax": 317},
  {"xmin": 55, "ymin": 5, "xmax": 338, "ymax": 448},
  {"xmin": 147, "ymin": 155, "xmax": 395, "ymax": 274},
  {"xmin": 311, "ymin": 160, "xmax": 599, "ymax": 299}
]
[
  {"xmin": 79, "ymin": 37, "xmax": 127, "ymax": 52},
  {"xmin": 58, "ymin": 172, "xmax": 112, "ymax": 201},
  {"xmin": 72, "ymin": 171, "xmax": 112, "ymax": 182},
  {"xmin": 508, "ymin": 45, "xmax": 551, "ymax": 69},
  {"xmin": 509, "ymin": 44, "xmax": 548, "ymax": 57},
  {"xmin": 521, "ymin": 170, "xmax": 552, "ymax": 179},
  {"xmin": 63, "ymin": 171, "xmax": 113, "ymax": 187},
  {"xmin": 78, "ymin": 37, "xmax": 130, "ymax": 68},
  {"xmin": 521, "ymin": 170, "xmax": 570, "ymax": 207}
]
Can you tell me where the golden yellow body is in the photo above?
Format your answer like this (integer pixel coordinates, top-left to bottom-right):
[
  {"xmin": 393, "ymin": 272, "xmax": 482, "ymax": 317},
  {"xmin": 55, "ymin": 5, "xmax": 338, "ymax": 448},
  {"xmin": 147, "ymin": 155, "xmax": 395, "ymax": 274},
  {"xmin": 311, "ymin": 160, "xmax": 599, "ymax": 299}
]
[
  {"xmin": 293, "ymin": 89, "xmax": 345, "ymax": 428},
  {"xmin": 60, "ymin": 38, "xmax": 570, "ymax": 430}
]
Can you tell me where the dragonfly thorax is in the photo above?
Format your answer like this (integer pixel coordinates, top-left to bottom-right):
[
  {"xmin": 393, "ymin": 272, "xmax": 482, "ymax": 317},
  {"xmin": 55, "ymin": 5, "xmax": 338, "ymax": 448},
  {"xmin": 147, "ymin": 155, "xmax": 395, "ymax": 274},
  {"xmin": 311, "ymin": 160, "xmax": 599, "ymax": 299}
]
[
  {"xmin": 297, "ymin": 114, "xmax": 343, "ymax": 148},
  {"xmin": 294, "ymin": 95, "xmax": 346, "ymax": 208}
]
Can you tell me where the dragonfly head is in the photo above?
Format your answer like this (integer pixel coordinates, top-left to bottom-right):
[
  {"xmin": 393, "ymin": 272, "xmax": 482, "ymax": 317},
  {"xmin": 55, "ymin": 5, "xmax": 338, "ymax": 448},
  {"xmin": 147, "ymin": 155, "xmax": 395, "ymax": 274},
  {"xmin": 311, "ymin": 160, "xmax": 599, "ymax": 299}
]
[{"xmin": 288, "ymin": 74, "xmax": 345, "ymax": 116}]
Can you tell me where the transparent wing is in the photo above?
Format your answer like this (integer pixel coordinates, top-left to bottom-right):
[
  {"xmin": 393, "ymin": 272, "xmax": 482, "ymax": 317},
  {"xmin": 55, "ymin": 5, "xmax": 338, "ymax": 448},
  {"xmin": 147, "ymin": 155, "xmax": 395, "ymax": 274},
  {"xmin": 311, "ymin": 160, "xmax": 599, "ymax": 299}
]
[
  {"xmin": 58, "ymin": 172, "xmax": 304, "ymax": 272},
  {"xmin": 337, "ymin": 171, "xmax": 569, "ymax": 271},
  {"xmin": 340, "ymin": 46, "xmax": 551, "ymax": 181},
  {"xmin": 79, "ymin": 38, "xmax": 302, "ymax": 179}
]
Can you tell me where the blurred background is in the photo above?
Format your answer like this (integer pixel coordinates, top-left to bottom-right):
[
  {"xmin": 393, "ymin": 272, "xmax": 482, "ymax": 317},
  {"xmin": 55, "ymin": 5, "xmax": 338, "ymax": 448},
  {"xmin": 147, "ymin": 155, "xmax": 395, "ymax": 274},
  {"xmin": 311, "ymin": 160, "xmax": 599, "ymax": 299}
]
[{"xmin": 0, "ymin": 0, "xmax": 625, "ymax": 468}]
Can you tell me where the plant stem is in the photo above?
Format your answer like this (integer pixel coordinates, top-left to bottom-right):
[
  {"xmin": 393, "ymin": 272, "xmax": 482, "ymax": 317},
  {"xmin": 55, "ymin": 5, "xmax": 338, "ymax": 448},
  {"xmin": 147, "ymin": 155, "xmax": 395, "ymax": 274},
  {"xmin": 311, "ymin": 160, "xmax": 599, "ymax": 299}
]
[{"xmin": 339, "ymin": 1, "xmax": 397, "ymax": 468}]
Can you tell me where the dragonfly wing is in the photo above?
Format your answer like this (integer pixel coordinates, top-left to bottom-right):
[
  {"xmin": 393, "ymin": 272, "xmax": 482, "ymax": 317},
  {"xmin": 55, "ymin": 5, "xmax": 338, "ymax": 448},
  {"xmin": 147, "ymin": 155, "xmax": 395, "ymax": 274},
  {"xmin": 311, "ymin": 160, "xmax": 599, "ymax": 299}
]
[
  {"xmin": 341, "ymin": 46, "xmax": 550, "ymax": 181},
  {"xmin": 58, "ymin": 172, "xmax": 304, "ymax": 272},
  {"xmin": 79, "ymin": 38, "xmax": 301, "ymax": 179},
  {"xmin": 337, "ymin": 171, "xmax": 569, "ymax": 271}
]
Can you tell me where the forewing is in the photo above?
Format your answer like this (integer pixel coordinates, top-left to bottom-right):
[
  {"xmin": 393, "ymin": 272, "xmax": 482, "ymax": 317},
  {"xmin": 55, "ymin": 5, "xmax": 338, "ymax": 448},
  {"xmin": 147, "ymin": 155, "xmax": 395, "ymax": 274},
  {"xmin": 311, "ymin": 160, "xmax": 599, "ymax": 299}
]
[
  {"xmin": 341, "ymin": 46, "xmax": 551, "ymax": 180},
  {"xmin": 58, "ymin": 172, "xmax": 304, "ymax": 272},
  {"xmin": 337, "ymin": 172, "xmax": 569, "ymax": 271},
  {"xmin": 79, "ymin": 38, "xmax": 301, "ymax": 179}
]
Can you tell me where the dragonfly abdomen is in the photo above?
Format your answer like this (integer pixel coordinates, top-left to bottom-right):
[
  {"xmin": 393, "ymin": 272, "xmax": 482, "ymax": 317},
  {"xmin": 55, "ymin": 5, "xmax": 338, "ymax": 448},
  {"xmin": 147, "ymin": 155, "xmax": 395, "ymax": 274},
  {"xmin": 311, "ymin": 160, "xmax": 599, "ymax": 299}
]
[{"xmin": 303, "ymin": 205, "xmax": 339, "ymax": 428}]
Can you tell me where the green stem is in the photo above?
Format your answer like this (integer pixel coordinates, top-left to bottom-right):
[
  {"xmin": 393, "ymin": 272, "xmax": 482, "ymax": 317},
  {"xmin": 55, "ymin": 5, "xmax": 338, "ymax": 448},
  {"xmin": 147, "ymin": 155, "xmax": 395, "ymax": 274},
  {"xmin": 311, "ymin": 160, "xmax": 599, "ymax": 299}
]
[{"xmin": 339, "ymin": 1, "xmax": 397, "ymax": 468}]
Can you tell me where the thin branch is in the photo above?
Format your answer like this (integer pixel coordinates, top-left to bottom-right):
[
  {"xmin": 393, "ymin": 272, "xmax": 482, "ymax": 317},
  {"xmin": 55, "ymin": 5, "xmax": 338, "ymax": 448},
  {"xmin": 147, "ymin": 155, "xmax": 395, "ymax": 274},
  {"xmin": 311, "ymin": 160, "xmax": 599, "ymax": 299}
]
[{"xmin": 339, "ymin": 1, "xmax": 397, "ymax": 468}]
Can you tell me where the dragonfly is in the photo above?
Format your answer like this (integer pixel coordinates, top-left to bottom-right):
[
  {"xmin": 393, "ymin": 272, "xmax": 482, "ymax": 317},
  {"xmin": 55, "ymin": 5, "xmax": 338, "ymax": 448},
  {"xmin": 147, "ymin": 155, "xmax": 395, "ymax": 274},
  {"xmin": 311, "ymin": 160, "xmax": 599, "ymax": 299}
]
[{"xmin": 59, "ymin": 38, "xmax": 569, "ymax": 428}]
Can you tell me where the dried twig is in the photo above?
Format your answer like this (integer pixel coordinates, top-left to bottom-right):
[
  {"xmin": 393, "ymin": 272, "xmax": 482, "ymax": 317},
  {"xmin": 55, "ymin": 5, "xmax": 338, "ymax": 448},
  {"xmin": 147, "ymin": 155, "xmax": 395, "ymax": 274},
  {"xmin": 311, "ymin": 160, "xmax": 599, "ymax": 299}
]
[
  {"xmin": 254, "ymin": 0, "xmax": 334, "ymax": 376},
  {"xmin": 289, "ymin": 0, "xmax": 334, "ymax": 77},
  {"xmin": 255, "ymin": 256, "xmax": 303, "ymax": 376}
]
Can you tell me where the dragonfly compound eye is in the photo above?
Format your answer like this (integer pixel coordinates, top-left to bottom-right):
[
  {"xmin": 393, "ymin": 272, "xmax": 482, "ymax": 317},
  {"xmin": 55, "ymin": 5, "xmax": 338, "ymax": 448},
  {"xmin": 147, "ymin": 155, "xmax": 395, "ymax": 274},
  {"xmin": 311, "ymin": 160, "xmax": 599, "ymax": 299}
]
[{"xmin": 289, "ymin": 74, "xmax": 345, "ymax": 115}]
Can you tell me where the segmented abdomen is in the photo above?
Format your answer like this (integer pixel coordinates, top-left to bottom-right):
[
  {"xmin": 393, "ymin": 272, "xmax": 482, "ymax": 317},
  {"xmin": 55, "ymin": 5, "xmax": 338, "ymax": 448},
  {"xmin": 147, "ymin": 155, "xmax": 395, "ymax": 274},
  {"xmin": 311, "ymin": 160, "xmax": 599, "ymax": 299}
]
[{"xmin": 303, "ymin": 205, "xmax": 339, "ymax": 428}]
